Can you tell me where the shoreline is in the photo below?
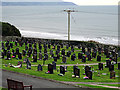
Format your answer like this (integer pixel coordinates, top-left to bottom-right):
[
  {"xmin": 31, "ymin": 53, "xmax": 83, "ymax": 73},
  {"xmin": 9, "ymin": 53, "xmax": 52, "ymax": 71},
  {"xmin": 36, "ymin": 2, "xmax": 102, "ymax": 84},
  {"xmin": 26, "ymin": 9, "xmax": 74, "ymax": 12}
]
[{"xmin": 2, "ymin": 36, "xmax": 119, "ymax": 47}]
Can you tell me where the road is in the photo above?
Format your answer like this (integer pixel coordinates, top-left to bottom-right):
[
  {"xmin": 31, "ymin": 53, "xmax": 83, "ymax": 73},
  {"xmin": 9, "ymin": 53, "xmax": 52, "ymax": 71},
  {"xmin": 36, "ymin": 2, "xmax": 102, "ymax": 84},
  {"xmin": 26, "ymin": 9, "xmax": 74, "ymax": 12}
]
[{"xmin": 2, "ymin": 70, "xmax": 78, "ymax": 89}]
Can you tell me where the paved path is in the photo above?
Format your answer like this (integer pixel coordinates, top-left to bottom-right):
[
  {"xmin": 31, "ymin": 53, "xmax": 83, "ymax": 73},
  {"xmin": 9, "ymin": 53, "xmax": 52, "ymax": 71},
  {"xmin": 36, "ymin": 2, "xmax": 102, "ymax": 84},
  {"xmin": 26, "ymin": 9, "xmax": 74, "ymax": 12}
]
[{"xmin": 2, "ymin": 70, "xmax": 78, "ymax": 88}]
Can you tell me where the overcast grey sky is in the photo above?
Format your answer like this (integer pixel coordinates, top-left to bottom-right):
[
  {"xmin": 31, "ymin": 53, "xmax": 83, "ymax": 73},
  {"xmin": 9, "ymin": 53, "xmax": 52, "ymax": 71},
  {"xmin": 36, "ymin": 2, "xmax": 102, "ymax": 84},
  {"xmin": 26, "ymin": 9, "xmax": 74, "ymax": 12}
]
[{"xmin": 2, "ymin": 0, "xmax": 63, "ymax": 2}]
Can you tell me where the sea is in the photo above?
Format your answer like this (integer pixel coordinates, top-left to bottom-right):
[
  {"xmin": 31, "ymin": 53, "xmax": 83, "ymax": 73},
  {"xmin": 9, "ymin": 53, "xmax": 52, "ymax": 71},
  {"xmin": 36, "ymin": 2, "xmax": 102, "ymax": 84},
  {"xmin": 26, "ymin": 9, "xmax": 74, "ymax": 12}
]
[{"xmin": 2, "ymin": 2, "xmax": 119, "ymax": 45}]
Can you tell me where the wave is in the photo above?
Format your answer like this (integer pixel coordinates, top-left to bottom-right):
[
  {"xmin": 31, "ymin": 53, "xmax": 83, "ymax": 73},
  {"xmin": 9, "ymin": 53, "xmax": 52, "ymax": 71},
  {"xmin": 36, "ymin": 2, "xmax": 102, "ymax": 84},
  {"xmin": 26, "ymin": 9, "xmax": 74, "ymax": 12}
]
[{"xmin": 20, "ymin": 30, "xmax": 118, "ymax": 45}]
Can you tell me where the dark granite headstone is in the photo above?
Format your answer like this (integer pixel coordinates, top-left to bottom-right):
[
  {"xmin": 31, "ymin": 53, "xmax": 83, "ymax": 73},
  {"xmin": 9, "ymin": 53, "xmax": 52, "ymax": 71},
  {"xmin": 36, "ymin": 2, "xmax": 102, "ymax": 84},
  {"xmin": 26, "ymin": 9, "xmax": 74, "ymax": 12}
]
[
  {"xmin": 97, "ymin": 55, "xmax": 101, "ymax": 61},
  {"xmin": 74, "ymin": 67, "xmax": 80, "ymax": 78},
  {"xmin": 60, "ymin": 66, "xmax": 65, "ymax": 75},
  {"xmin": 98, "ymin": 63, "xmax": 103, "ymax": 70},
  {"xmin": 86, "ymin": 70, "xmax": 92, "ymax": 80},
  {"xmin": 16, "ymin": 48, "xmax": 19, "ymax": 55},
  {"xmin": 33, "ymin": 54, "xmax": 37, "ymax": 62},
  {"xmin": 82, "ymin": 56, "xmax": 86, "ymax": 63},
  {"xmin": 85, "ymin": 66, "xmax": 91, "ymax": 75},
  {"xmin": 105, "ymin": 60, "xmax": 111, "ymax": 68},
  {"xmin": 110, "ymin": 71, "xmax": 115, "ymax": 79},
  {"xmin": 48, "ymin": 64, "xmax": 53, "ymax": 74},
  {"xmin": 37, "ymin": 64, "xmax": 42, "ymax": 71},
  {"xmin": 62, "ymin": 56, "xmax": 66, "ymax": 63},
  {"xmin": 18, "ymin": 53, "xmax": 22, "ymax": 59},
  {"xmin": 54, "ymin": 56, "xmax": 57, "ymax": 62},
  {"xmin": 78, "ymin": 53, "xmax": 83, "ymax": 59},
  {"xmin": 118, "ymin": 63, "xmax": 120, "ymax": 70},
  {"xmin": 39, "ymin": 53, "xmax": 42, "ymax": 60},
  {"xmin": 52, "ymin": 61, "xmax": 56, "ymax": 70},
  {"xmin": 109, "ymin": 64, "xmax": 114, "ymax": 71},
  {"xmin": 17, "ymin": 61, "xmax": 22, "ymax": 68}
]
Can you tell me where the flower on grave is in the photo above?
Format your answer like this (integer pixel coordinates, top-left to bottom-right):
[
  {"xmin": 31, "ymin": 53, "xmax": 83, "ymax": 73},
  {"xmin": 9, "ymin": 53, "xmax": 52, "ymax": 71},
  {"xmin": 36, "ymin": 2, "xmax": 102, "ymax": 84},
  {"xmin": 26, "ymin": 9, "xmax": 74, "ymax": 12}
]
[
  {"xmin": 12, "ymin": 56, "xmax": 15, "ymax": 58},
  {"xmin": 76, "ymin": 76, "xmax": 79, "ymax": 78},
  {"xmin": 48, "ymin": 71, "xmax": 50, "ymax": 73},
  {"xmin": 83, "ymin": 76, "xmax": 89, "ymax": 79},
  {"xmin": 72, "ymin": 75, "xmax": 75, "ymax": 78}
]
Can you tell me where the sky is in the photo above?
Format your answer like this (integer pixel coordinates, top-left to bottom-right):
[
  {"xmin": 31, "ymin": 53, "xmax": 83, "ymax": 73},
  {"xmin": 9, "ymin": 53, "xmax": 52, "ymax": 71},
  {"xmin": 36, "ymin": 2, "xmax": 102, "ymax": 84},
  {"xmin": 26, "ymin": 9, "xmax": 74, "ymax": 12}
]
[{"xmin": 2, "ymin": 0, "xmax": 119, "ymax": 5}]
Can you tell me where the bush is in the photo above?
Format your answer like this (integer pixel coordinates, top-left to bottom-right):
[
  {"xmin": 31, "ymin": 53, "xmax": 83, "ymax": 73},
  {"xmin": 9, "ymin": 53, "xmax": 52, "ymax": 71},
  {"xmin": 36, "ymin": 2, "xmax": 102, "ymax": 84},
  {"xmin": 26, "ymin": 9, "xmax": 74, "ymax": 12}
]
[{"xmin": 1, "ymin": 22, "xmax": 21, "ymax": 37}]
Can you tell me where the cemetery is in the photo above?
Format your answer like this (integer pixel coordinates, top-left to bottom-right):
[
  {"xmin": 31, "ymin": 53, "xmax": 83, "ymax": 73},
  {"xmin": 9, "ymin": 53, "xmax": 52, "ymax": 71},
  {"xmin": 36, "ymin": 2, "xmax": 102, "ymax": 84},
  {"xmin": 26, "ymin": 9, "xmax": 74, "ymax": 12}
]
[{"xmin": 1, "ymin": 37, "xmax": 120, "ymax": 88}]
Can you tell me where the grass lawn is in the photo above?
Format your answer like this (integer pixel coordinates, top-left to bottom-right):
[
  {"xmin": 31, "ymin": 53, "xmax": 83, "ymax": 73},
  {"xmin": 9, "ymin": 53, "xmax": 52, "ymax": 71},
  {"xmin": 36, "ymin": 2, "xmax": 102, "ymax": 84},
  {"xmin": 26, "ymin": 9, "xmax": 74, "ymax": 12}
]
[
  {"xmin": 2, "ymin": 64, "xmax": 120, "ymax": 82},
  {"xmin": 77, "ymin": 84, "xmax": 119, "ymax": 90},
  {"xmin": 1, "ymin": 41, "xmax": 120, "ymax": 83},
  {"xmin": 98, "ymin": 84, "xmax": 120, "ymax": 87}
]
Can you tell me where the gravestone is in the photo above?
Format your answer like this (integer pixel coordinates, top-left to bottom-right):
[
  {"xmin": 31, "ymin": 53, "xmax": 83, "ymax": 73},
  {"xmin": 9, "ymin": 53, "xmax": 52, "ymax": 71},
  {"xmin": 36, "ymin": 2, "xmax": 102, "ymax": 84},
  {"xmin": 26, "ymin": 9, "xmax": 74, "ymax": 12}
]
[
  {"xmin": 33, "ymin": 54, "xmax": 37, "ymax": 62},
  {"xmin": 61, "ymin": 49, "xmax": 65, "ymax": 55},
  {"xmin": 105, "ymin": 60, "xmax": 111, "ymax": 68},
  {"xmin": 118, "ymin": 63, "xmax": 120, "ymax": 70},
  {"xmin": 10, "ymin": 43, "xmax": 13, "ymax": 48},
  {"xmin": 60, "ymin": 66, "xmax": 65, "ymax": 75},
  {"xmin": 92, "ymin": 52, "xmax": 96, "ymax": 58},
  {"xmin": 39, "ymin": 53, "xmax": 42, "ymax": 60},
  {"xmin": 110, "ymin": 71, "xmax": 115, "ymax": 79},
  {"xmin": 37, "ymin": 64, "xmax": 42, "ymax": 71},
  {"xmin": 85, "ymin": 66, "xmax": 91, "ymax": 75},
  {"xmin": 7, "ymin": 51, "xmax": 11, "ymax": 60},
  {"xmin": 82, "ymin": 56, "xmax": 86, "ymax": 63},
  {"xmin": 47, "ymin": 64, "xmax": 53, "ymax": 74},
  {"xmin": 62, "ymin": 56, "xmax": 66, "ymax": 63},
  {"xmin": 74, "ymin": 67, "xmax": 80, "ymax": 78},
  {"xmin": 52, "ymin": 61, "xmax": 56, "ymax": 70},
  {"xmin": 54, "ymin": 56, "xmax": 57, "ymax": 62},
  {"xmin": 67, "ymin": 51, "xmax": 70, "ymax": 57},
  {"xmin": 16, "ymin": 48, "xmax": 19, "ymax": 55},
  {"xmin": 57, "ymin": 54, "xmax": 60, "ymax": 59},
  {"xmin": 87, "ymin": 54, "xmax": 92, "ymax": 61},
  {"xmin": 71, "ymin": 54, "xmax": 76, "ymax": 61},
  {"xmin": 109, "ymin": 64, "xmax": 114, "ymax": 71},
  {"xmin": 97, "ymin": 55, "xmax": 101, "ymax": 61},
  {"xmin": 18, "ymin": 53, "xmax": 22, "ymax": 59},
  {"xmin": 98, "ymin": 63, "xmax": 103, "ymax": 70},
  {"xmin": 86, "ymin": 70, "xmax": 92, "ymax": 80}
]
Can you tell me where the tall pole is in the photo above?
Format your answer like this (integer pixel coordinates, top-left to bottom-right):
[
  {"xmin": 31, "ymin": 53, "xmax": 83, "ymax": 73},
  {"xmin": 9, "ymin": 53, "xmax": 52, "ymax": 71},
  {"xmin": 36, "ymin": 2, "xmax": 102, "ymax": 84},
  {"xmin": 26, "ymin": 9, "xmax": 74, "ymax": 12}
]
[
  {"xmin": 68, "ymin": 12, "xmax": 70, "ymax": 41},
  {"xmin": 64, "ymin": 9, "xmax": 76, "ymax": 41}
]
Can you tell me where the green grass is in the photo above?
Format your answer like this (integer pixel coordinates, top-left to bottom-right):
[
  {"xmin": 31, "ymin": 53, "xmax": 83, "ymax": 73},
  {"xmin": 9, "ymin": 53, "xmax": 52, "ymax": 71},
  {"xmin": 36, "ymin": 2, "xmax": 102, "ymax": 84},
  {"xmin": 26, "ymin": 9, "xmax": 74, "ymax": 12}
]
[
  {"xmin": 2, "ymin": 64, "xmax": 120, "ymax": 82},
  {"xmin": 0, "ymin": 87, "xmax": 7, "ymax": 90},
  {"xmin": 1, "ymin": 41, "xmax": 120, "ymax": 83},
  {"xmin": 77, "ymin": 84, "xmax": 119, "ymax": 90},
  {"xmin": 98, "ymin": 84, "xmax": 120, "ymax": 87}
]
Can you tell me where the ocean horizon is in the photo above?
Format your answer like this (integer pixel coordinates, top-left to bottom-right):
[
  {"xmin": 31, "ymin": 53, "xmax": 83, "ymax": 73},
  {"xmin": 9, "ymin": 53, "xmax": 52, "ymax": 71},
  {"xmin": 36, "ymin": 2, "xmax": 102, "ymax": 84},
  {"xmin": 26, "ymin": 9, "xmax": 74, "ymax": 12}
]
[{"xmin": 2, "ymin": 2, "xmax": 118, "ymax": 45}]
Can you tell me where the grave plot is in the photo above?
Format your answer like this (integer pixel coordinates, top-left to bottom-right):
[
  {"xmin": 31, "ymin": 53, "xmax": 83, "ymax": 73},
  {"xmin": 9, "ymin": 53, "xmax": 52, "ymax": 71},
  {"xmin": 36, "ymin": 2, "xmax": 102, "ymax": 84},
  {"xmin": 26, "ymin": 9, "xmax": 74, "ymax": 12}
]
[
  {"xmin": 2, "ymin": 62, "xmax": 120, "ymax": 83},
  {"xmin": 2, "ymin": 40, "xmax": 120, "ymax": 66}
]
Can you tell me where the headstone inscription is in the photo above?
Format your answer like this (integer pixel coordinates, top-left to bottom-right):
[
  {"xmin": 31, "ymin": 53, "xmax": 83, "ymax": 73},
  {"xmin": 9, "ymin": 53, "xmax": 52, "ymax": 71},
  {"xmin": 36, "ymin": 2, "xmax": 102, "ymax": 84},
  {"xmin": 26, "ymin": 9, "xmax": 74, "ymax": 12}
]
[
  {"xmin": 37, "ymin": 64, "xmax": 42, "ymax": 71},
  {"xmin": 98, "ymin": 63, "xmax": 103, "ymax": 70}
]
